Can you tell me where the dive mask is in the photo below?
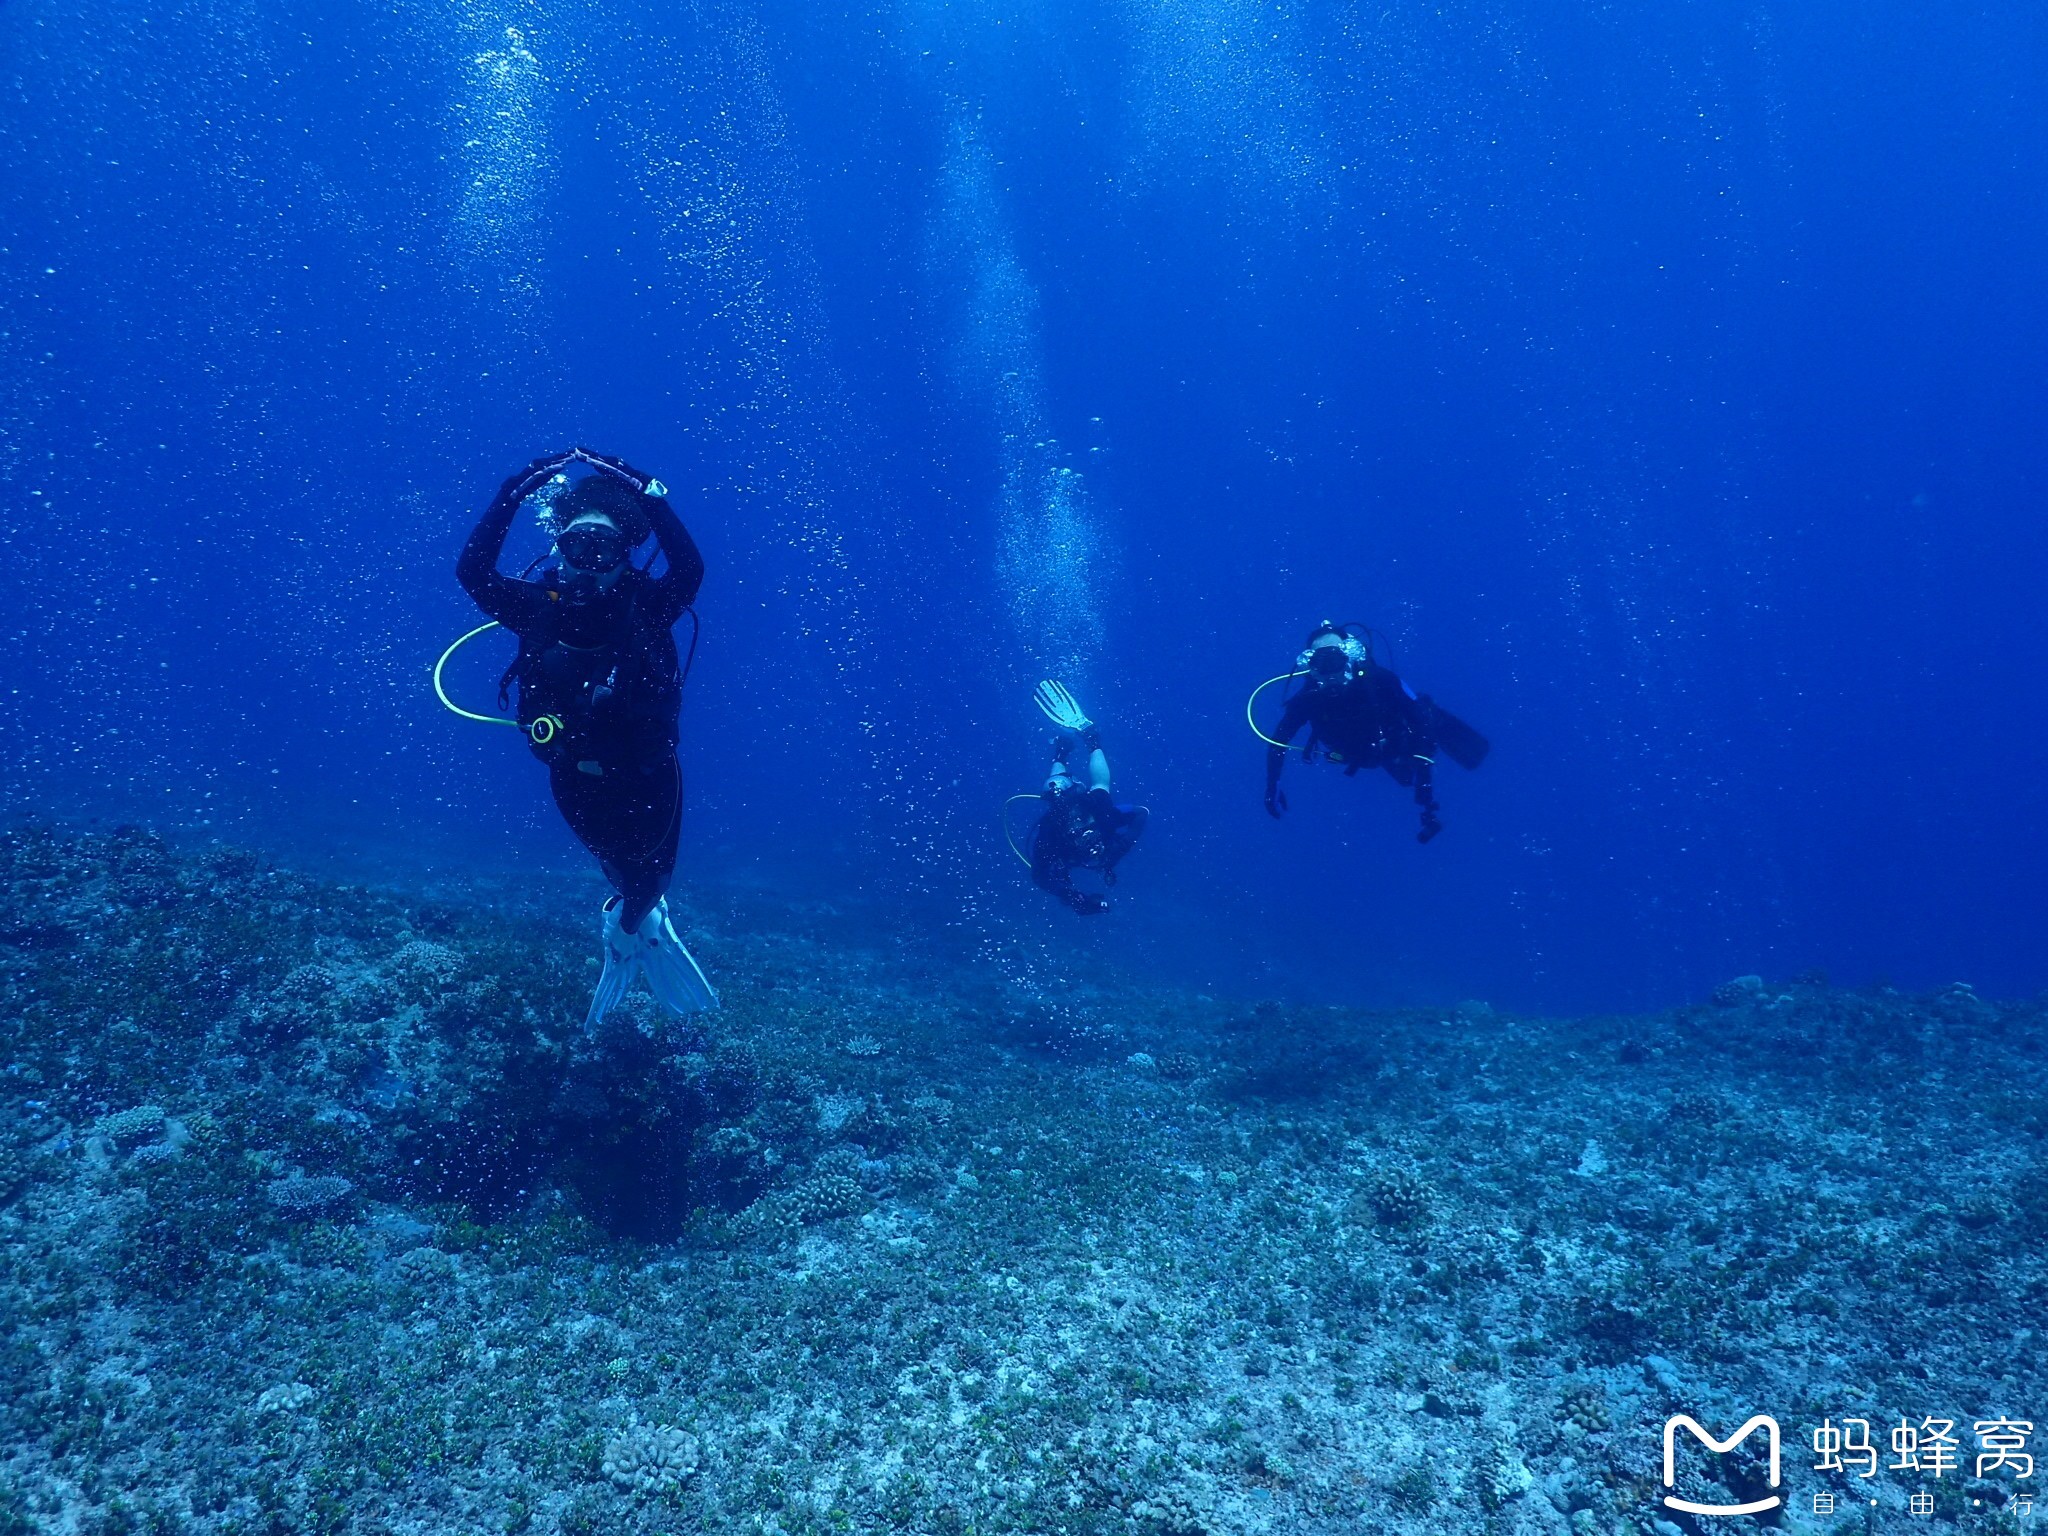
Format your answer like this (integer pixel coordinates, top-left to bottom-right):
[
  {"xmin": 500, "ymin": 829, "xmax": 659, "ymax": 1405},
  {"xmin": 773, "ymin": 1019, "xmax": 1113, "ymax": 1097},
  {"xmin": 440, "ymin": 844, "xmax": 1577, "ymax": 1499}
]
[
  {"xmin": 558, "ymin": 521, "xmax": 630, "ymax": 574},
  {"xmin": 1299, "ymin": 633, "xmax": 1369, "ymax": 683}
]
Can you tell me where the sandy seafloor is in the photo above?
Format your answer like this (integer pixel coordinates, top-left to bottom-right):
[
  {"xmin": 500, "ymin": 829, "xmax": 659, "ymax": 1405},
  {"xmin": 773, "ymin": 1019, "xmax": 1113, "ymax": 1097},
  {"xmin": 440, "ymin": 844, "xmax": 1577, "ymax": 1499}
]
[{"xmin": 0, "ymin": 825, "xmax": 2043, "ymax": 1536}]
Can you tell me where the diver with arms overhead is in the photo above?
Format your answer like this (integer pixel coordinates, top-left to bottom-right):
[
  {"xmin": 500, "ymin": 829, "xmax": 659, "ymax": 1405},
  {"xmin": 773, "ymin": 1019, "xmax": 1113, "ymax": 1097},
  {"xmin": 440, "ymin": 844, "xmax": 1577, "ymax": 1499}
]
[
  {"xmin": 1253, "ymin": 622, "xmax": 1489, "ymax": 841},
  {"xmin": 1021, "ymin": 681, "xmax": 1148, "ymax": 916},
  {"xmin": 454, "ymin": 446, "xmax": 717, "ymax": 1027}
]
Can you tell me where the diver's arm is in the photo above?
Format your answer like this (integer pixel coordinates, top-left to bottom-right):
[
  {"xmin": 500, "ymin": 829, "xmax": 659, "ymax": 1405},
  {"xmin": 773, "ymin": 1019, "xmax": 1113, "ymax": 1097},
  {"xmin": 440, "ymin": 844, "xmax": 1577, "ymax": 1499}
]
[
  {"xmin": 1028, "ymin": 807, "xmax": 1069, "ymax": 895},
  {"xmin": 1264, "ymin": 746, "xmax": 1289, "ymax": 816},
  {"xmin": 457, "ymin": 454, "xmax": 570, "ymax": 628},
  {"xmin": 1263, "ymin": 693, "xmax": 1310, "ymax": 816},
  {"xmin": 1031, "ymin": 835, "xmax": 1106, "ymax": 916},
  {"xmin": 571, "ymin": 446, "xmax": 705, "ymax": 620},
  {"xmin": 643, "ymin": 495, "xmax": 706, "ymax": 618},
  {"xmin": 1029, "ymin": 834, "xmax": 1066, "ymax": 894},
  {"xmin": 1269, "ymin": 690, "xmax": 1311, "ymax": 748},
  {"xmin": 1102, "ymin": 804, "xmax": 1148, "ymax": 871},
  {"xmin": 456, "ymin": 499, "xmax": 539, "ymax": 629}
]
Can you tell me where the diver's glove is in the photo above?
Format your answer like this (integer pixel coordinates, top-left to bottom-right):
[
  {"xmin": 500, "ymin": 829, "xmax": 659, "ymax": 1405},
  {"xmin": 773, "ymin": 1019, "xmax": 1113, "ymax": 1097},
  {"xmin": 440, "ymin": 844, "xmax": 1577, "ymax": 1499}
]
[
  {"xmin": 1035, "ymin": 680, "xmax": 1102, "ymax": 751},
  {"xmin": 1264, "ymin": 787, "xmax": 1288, "ymax": 820},
  {"xmin": 571, "ymin": 446, "xmax": 668, "ymax": 499},
  {"xmin": 493, "ymin": 450, "xmax": 577, "ymax": 512}
]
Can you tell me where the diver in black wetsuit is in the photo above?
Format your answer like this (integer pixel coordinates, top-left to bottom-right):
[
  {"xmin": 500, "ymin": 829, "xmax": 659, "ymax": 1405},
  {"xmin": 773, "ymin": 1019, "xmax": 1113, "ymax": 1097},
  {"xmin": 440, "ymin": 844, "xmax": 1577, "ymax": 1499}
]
[
  {"xmin": 1027, "ymin": 681, "xmax": 1147, "ymax": 915},
  {"xmin": 1261, "ymin": 622, "xmax": 1489, "ymax": 841},
  {"xmin": 457, "ymin": 447, "xmax": 717, "ymax": 1026}
]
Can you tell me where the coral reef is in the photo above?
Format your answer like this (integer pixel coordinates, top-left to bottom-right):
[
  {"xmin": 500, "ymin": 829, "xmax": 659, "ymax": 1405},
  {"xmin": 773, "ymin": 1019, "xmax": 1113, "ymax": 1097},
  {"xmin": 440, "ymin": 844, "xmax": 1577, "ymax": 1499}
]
[
  {"xmin": 1352, "ymin": 1156, "xmax": 1439, "ymax": 1229},
  {"xmin": 600, "ymin": 1424, "xmax": 698, "ymax": 1494},
  {"xmin": 93, "ymin": 1106, "xmax": 167, "ymax": 1145},
  {"xmin": 0, "ymin": 824, "xmax": 2043, "ymax": 1536}
]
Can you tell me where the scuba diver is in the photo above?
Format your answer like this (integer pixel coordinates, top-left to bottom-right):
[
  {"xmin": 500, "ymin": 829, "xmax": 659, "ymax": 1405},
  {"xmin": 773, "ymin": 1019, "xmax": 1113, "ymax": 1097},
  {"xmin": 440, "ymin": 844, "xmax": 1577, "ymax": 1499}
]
[
  {"xmin": 1254, "ymin": 622, "xmax": 1489, "ymax": 841},
  {"xmin": 454, "ymin": 446, "xmax": 717, "ymax": 1028},
  {"xmin": 1021, "ymin": 681, "xmax": 1148, "ymax": 915}
]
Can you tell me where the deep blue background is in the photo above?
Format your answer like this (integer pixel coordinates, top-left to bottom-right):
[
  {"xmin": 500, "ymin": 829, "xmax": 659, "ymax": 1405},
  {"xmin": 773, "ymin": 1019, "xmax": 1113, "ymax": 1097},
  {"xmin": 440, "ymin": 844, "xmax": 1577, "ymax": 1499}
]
[{"xmin": 2, "ymin": 0, "xmax": 2042, "ymax": 1012}]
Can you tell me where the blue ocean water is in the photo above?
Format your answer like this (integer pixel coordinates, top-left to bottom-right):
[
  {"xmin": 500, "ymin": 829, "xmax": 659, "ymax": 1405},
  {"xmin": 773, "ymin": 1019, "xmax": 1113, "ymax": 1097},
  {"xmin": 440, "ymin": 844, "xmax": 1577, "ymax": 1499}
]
[{"xmin": 2, "ymin": 0, "xmax": 2043, "ymax": 1014}]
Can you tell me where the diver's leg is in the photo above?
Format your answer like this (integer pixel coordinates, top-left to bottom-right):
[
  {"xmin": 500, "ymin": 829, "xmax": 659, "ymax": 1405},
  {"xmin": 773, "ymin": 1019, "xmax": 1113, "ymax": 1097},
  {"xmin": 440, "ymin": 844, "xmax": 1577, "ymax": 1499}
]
[
  {"xmin": 1111, "ymin": 804, "xmax": 1148, "ymax": 846},
  {"xmin": 553, "ymin": 757, "xmax": 671, "ymax": 930},
  {"xmin": 616, "ymin": 759, "xmax": 715, "ymax": 1014},
  {"xmin": 553, "ymin": 765, "xmax": 647, "ymax": 1031},
  {"xmin": 1411, "ymin": 760, "xmax": 1442, "ymax": 842},
  {"xmin": 1028, "ymin": 816, "xmax": 1063, "ymax": 897},
  {"xmin": 619, "ymin": 891, "xmax": 658, "ymax": 934},
  {"xmin": 551, "ymin": 763, "xmax": 619, "ymax": 872},
  {"xmin": 616, "ymin": 760, "xmax": 681, "ymax": 932},
  {"xmin": 1084, "ymin": 789, "xmax": 1145, "ymax": 833},
  {"xmin": 1095, "ymin": 804, "xmax": 1146, "ymax": 886}
]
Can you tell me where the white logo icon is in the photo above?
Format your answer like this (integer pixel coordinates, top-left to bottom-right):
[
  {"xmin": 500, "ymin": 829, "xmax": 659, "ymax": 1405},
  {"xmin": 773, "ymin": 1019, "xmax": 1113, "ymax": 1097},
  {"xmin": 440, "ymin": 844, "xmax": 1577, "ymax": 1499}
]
[{"xmin": 1662, "ymin": 1415, "xmax": 1784, "ymax": 1516}]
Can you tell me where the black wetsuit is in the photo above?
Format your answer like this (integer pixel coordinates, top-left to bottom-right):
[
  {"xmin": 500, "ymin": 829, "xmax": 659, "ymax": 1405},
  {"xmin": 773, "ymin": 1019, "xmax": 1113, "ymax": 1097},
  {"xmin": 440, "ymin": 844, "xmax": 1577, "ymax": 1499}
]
[
  {"xmin": 457, "ymin": 493, "xmax": 704, "ymax": 916},
  {"xmin": 1032, "ymin": 784, "xmax": 1146, "ymax": 916},
  {"xmin": 1264, "ymin": 663, "xmax": 1486, "ymax": 841}
]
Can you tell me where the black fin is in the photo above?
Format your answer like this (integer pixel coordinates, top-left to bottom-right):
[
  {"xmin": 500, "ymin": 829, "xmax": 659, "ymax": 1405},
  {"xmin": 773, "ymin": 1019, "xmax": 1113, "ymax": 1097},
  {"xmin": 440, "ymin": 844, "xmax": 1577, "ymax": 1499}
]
[{"xmin": 1425, "ymin": 701, "xmax": 1490, "ymax": 771}]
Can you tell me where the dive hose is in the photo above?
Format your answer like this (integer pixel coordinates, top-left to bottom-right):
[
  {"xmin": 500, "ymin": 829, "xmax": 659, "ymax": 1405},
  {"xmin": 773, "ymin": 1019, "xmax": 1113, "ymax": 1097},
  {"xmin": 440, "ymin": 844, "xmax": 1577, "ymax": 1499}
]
[
  {"xmin": 433, "ymin": 621, "xmax": 562, "ymax": 746},
  {"xmin": 1245, "ymin": 670, "xmax": 1310, "ymax": 750},
  {"xmin": 999, "ymin": 794, "xmax": 1041, "ymax": 867}
]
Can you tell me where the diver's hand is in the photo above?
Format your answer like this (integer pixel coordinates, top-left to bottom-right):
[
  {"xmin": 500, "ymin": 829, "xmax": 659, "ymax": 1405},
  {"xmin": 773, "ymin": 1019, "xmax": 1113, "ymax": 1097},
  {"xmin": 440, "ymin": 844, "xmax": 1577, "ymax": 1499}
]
[
  {"xmin": 1067, "ymin": 891, "xmax": 1109, "ymax": 916},
  {"xmin": 1264, "ymin": 787, "xmax": 1288, "ymax": 820},
  {"xmin": 494, "ymin": 450, "xmax": 576, "ymax": 509},
  {"xmin": 1034, "ymin": 680, "xmax": 1093, "ymax": 734},
  {"xmin": 571, "ymin": 447, "xmax": 666, "ymax": 497}
]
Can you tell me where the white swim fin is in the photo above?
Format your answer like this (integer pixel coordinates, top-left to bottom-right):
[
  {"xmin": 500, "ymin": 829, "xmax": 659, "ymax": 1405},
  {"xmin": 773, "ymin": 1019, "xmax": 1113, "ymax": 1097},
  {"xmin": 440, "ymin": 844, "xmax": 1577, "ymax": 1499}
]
[
  {"xmin": 585, "ymin": 897, "xmax": 643, "ymax": 1032},
  {"xmin": 633, "ymin": 897, "xmax": 719, "ymax": 1015}
]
